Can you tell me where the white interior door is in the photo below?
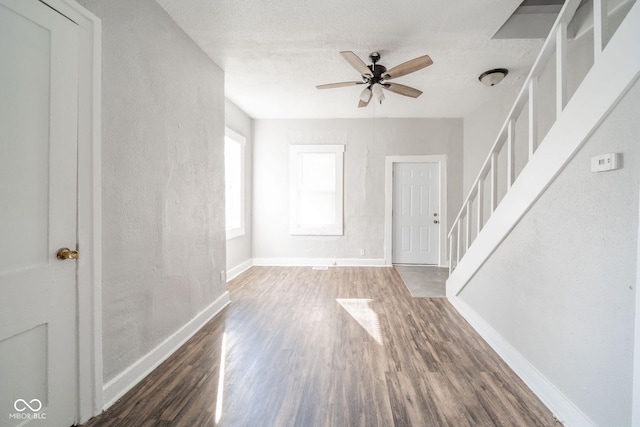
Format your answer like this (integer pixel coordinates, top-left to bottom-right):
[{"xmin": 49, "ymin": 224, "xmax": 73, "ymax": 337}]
[
  {"xmin": 0, "ymin": 0, "xmax": 79, "ymax": 425},
  {"xmin": 392, "ymin": 162, "xmax": 440, "ymax": 265}
]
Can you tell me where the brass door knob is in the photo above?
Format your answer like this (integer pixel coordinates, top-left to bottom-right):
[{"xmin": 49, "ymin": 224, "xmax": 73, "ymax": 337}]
[{"xmin": 57, "ymin": 248, "xmax": 79, "ymax": 260}]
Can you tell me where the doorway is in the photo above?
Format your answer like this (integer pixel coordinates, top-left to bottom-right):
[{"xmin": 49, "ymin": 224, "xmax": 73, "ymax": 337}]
[
  {"xmin": 392, "ymin": 162, "xmax": 440, "ymax": 264},
  {"xmin": 384, "ymin": 155, "xmax": 447, "ymax": 267},
  {"xmin": 0, "ymin": 0, "xmax": 79, "ymax": 423},
  {"xmin": 0, "ymin": 0, "xmax": 101, "ymax": 423}
]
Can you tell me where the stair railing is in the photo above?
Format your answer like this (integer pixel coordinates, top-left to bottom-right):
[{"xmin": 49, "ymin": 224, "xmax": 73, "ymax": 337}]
[{"xmin": 448, "ymin": 0, "xmax": 627, "ymax": 273}]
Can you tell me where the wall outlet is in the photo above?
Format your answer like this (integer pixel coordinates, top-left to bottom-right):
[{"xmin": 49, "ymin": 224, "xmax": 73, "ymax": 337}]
[
  {"xmin": 359, "ymin": 249, "xmax": 365, "ymax": 256},
  {"xmin": 220, "ymin": 271, "xmax": 226, "ymax": 282}
]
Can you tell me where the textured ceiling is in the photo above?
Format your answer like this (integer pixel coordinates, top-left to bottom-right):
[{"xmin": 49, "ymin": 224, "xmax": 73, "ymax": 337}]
[{"xmin": 156, "ymin": 0, "xmax": 548, "ymax": 119}]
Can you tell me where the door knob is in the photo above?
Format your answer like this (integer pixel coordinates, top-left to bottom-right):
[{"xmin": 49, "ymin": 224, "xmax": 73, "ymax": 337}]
[
  {"xmin": 56, "ymin": 248, "xmax": 79, "ymax": 260},
  {"xmin": 433, "ymin": 220, "xmax": 439, "ymax": 224}
]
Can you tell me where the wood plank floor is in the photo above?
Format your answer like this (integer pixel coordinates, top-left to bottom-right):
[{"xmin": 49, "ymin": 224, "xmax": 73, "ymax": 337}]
[{"xmin": 81, "ymin": 267, "xmax": 561, "ymax": 426}]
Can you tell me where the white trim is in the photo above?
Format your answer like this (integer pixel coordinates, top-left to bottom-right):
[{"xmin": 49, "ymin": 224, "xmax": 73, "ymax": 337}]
[
  {"xmin": 42, "ymin": 0, "xmax": 103, "ymax": 422},
  {"xmin": 225, "ymin": 126, "xmax": 245, "ymax": 144},
  {"xmin": 633, "ymin": 186, "xmax": 640, "ymax": 427},
  {"xmin": 447, "ymin": 0, "xmax": 640, "ymax": 296},
  {"xmin": 225, "ymin": 127, "xmax": 246, "ymax": 240},
  {"xmin": 449, "ymin": 296, "xmax": 595, "ymax": 426},
  {"xmin": 252, "ymin": 258, "xmax": 388, "ymax": 267},
  {"xmin": 384, "ymin": 155, "xmax": 448, "ymax": 267},
  {"xmin": 102, "ymin": 292, "xmax": 231, "ymax": 409},
  {"xmin": 226, "ymin": 259, "xmax": 253, "ymax": 282}
]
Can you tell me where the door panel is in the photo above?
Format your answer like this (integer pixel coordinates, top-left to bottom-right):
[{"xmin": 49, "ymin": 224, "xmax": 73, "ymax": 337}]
[
  {"xmin": 393, "ymin": 162, "xmax": 440, "ymax": 265},
  {"xmin": 0, "ymin": 0, "xmax": 78, "ymax": 425},
  {"xmin": 0, "ymin": 3, "xmax": 50, "ymax": 275},
  {"xmin": 419, "ymin": 226, "xmax": 431, "ymax": 252}
]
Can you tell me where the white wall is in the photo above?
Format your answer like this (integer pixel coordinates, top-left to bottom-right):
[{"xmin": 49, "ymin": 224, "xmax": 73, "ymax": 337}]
[
  {"xmin": 252, "ymin": 118, "xmax": 463, "ymax": 263},
  {"xmin": 225, "ymin": 100, "xmax": 253, "ymax": 275},
  {"xmin": 77, "ymin": 0, "xmax": 227, "ymax": 383},
  {"xmin": 459, "ymin": 78, "xmax": 640, "ymax": 426}
]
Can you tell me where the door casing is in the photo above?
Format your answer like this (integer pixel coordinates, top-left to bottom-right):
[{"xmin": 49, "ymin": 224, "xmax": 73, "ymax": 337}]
[{"xmin": 384, "ymin": 155, "xmax": 448, "ymax": 267}]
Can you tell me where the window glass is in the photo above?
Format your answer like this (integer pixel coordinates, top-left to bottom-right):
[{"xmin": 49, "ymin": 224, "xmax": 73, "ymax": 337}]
[
  {"xmin": 289, "ymin": 145, "xmax": 344, "ymax": 236},
  {"xmin": 225, "ymin": 129, "xmax": 245, "ymax": 239}
]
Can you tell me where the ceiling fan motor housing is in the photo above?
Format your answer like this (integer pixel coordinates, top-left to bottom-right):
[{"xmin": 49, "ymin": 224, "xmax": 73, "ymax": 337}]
[{"xmin": 365, "ymin": 53, "xmax": 387, "ymax": 87}]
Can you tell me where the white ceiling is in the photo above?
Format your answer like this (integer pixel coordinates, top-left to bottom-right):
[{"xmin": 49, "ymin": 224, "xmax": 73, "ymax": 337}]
[{"xmin": 156, "ymin": 0, "xmax": 549, "ymax": 119}]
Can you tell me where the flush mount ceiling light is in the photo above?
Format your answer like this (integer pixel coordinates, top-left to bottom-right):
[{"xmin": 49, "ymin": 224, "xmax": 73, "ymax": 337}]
[{"xmin": 478, "ymin": 68, "xmax": 509, "ymax": 86}]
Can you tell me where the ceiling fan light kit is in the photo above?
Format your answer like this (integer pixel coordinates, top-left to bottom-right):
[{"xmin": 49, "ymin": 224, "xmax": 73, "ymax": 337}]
[
  {"xmin": 359, "ymin": 87, "xmax": 372, "ymax": 102},
  {"xmin": 478, "ymin": 68, "xmax": 509, "ymax": 86},
  {"xmin": 371, "ymin": 83, "xmax": 385, "ymax": 103},
  {"xmin": 316, "ymin": 51, "xmax": 433, "ymax": 108}
]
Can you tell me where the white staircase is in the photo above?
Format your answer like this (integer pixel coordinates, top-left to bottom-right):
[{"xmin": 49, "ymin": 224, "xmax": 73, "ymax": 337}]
[
  {"xmin": 447, "ymin": 0, "xmax": 639, "ymax": 294},
  {"xmin": 445, "ymin": 0, "xmax": 640, "ymax": 425}
]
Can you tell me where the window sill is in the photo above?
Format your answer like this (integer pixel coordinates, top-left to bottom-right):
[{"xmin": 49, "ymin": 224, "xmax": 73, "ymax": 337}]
[{"xmin": 226, "ymin": 227, "xmax": 246, "ymax": 241}]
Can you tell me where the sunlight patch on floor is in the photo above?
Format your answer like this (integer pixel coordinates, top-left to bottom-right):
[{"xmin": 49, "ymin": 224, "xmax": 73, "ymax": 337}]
[
  {"xmin": 336, "ymin": 298, "xmax": 383, "ymax": 344},
  {"xmin": 215, "ymin": 332, "xmax": 227, "ymax": 424}
]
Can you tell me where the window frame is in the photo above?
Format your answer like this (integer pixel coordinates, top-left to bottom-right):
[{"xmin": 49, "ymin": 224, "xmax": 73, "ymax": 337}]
[
  {"xmin": 289, "ymin": 144, "xmax": 345, "ymax": 236},
  {"xmin": 225, "ymin": 127, "xmax": 246, "ymax": 240}
]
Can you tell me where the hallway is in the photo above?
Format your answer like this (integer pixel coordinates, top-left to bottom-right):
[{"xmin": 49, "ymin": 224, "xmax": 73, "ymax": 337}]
[{"xmin": 82, "ymin": 267, "xmax": 559, "ymax": 426}]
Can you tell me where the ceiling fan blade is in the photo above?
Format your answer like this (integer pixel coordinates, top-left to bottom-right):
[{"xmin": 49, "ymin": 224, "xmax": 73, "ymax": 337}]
[
  {"xmin": 358, "ymin": 90, "xmax": 372, "ymax": 108},
  {"xmin": 340, "ymin": 51, "xmax": 373, "ymax": 77},
  {"xmin": 384, "ymin": 83, "xmax": 423, "ymax": 98},
  {"xmin": 383, "ymin": 55, "xmax": 433, "ymax": 80},
  {"xmin": 316, "ymin": 81, "xmax": 365, "ymax": 90}
]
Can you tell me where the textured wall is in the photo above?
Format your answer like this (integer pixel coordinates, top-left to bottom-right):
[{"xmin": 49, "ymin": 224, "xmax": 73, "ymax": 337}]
[
  {"xmin": 252, "ymin": 118, "xmax": 463, "ymax": 261},
  {"xmin": 225, "ymin": 100, "xmax": 253, "ymax": 272},
  {"xmin": 459, "ymin": 79, "xmax": 640, "ymax": 426},
  {"xmin": 77, "ymin": 0, "xmax": 226, "ymax": 383}
]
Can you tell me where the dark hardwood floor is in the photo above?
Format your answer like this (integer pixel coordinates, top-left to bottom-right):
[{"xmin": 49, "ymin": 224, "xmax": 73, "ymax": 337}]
[{"xmin": 81, "ymin": 267, "xmax": 560, "ymax": 426}]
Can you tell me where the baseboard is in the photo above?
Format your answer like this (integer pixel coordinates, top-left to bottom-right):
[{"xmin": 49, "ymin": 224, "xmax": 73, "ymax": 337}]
[
  {"xmin": 251, "ymin": 257, "xmax": 389, "ymax": 267},
  {"xmin": 227, "ymin": 259, "xmax": 253, "ymax": 282},
  {"xmin": 102, "ymin": 291, "xmax": 231, "ymax": 409},
  {"xmin": 449, "ymin": 295, "xmax": 595, "ymax": 427}
]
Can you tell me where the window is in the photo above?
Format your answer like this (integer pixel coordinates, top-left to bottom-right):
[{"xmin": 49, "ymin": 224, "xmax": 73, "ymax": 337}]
[
  {"xmin": 289, "ymin": 144, "xmax": 344, "ymax": 236},
  {"xmin": 225, "ymin": 128, "xmax": 245, "ymax": 239}
]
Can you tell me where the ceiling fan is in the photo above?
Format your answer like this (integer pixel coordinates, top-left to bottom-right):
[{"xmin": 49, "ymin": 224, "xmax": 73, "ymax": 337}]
[{"xmin": 316, "ymin": 51, "xmax": 433, "ymax": 108}]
